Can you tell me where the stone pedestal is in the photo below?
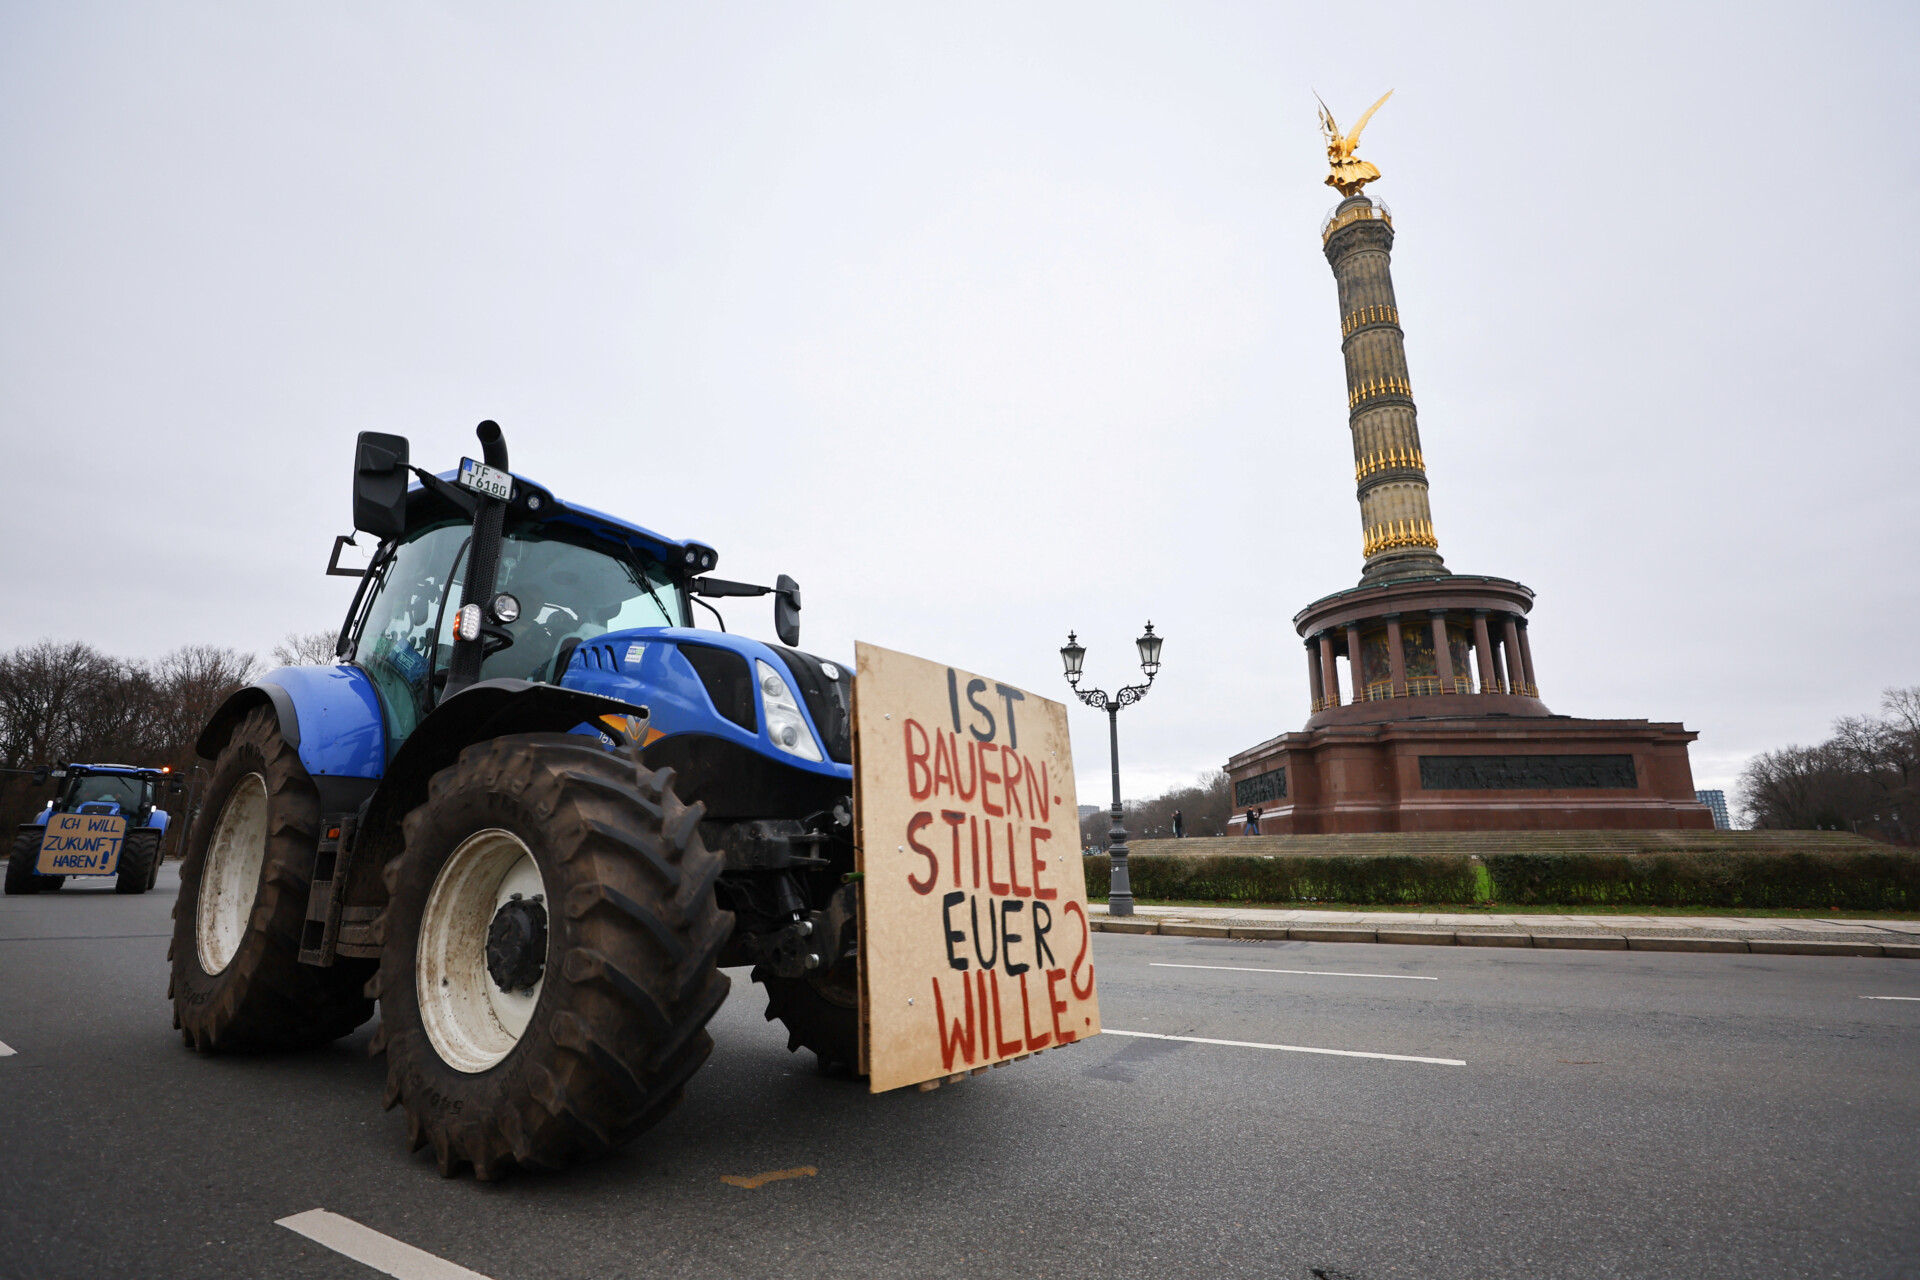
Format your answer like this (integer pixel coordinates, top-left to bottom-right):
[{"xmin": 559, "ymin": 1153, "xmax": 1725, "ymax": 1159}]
[{"xmin": 1226, "ymin": 715, "xmax": 1713, "ymax": 834}]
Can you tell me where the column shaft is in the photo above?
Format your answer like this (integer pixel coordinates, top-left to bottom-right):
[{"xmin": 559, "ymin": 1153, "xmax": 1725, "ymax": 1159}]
[
  {"xmin": 1502, "ymin": 615, "xmax": 1524, "ymax": 697},
  {"xmin": 1472, "ymin": 611, "xmax": 1497, "ymax": 694},
  {"xmin": 1306, "ymin": 638, "xmax": 1325, "ymax": 710},
  {"xmin": 1385, "ymin": 614, "xmax": 1407, "ymax": 697},
  {"xmin": 1319, "ymin": 632, "xmax": 1342, "ymax": 707},
  {"xmin": 1516, "ymin": 620, "xmax": 1538, "ymax": 697},
  {"xmin": 1345, "ymin": 623, "xmax": 1366, "ymax": 702},
  {"xmin": 1429, "ymin": 610, "xmax": 1455, "ymax": 694}
]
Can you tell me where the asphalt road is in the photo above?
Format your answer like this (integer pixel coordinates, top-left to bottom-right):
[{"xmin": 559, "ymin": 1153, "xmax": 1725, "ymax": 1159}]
[{"xmin": 2, "ymin": 866, "xmax": 1916, "ymax": 1280}]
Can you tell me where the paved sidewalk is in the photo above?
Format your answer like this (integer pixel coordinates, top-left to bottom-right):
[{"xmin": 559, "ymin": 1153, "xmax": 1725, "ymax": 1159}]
[{"xmin": 1087, "ymin": 902, "xmax": 1920, "ymax": 957}]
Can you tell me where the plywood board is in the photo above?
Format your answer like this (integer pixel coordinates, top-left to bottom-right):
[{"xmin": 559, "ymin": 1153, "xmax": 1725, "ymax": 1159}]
[
  {"xmin": 38, "ymin": 813, "xmax": 125, "ymax": 875},
  {"xmin": 854, "ymin": 641, "xmax": 1101, "ymax": 1094}
]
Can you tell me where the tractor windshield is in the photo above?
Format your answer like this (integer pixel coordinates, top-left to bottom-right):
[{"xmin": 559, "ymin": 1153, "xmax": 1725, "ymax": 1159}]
[
  {"xmin": 455, "ymin": 527, "xmax": 683, "ymax": 685},
  {"xmin": 66, "ymin": 774, "xmax": 145, "ymax": 811},
  {"xmin": 353, "ymin": 518, "xmax": 684, "ymax": 752}
]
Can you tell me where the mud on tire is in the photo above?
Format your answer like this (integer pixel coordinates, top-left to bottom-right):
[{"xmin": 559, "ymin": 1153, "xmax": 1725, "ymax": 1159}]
[
  {"xmin": 373, "ymin": 733, "xmax": 732, "ymax": 1180},
  {"xmin": 168, "ymin": 705, "xmax": 375, "ymax": 1050}
]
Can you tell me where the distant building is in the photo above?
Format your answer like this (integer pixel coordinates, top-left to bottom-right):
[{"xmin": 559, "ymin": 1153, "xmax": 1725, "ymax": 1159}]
[
  {"xmin": 1695, "ymin": 790, "xmax": 1731, "ymax": 829},
  {"xmin": 1078, "ymin": 805, "xmax": 1102, "ymax": 820}
]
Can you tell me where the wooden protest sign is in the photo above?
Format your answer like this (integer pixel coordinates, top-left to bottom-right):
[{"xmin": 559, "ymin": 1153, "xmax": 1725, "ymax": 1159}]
[
  {"xmin": 853, "ymin": 641, "xmax": 1101, "ymax": 1094},
  {"xmin": 38, "ymin": 812, "xmax": 126, "ymax": 876}
]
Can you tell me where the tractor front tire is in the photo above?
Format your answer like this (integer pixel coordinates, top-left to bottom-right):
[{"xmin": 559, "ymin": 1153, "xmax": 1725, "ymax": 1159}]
[
  {"xmin": 5, "ymin": 832, "xmax": 49, "ymax": 895},
  {"xmin": 116, "ymin": 830, "xmax": 160, "ymax": 895},
  {"xmin": 168, "ymin": 706, "xmax": 375, "ymax": 1050},
  {"xmin": 755, "ymin": 968, "xmax": 861, "ymax": 1077},
  {"xmin": 7, "ymin": 836, "xmax": 44, "ymax": 898},
  {"xmin": 374, "ymin": 733, "xmax": 732, "ymax": 1180}
]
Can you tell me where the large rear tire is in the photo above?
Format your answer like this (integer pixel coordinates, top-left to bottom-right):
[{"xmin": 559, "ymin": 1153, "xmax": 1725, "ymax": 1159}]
[
  {"xmin": 374, "ymin": 733, "xmax": 732, "ymax": 1180},
  {"xmin": 5, "ymin": 831, "xmax": 61, "ymax": 894},
  {"xmin": 116, "ymin": 829, "xmax": 159, "ymax": 895},
  {"xmin": 168, "ymin": 705, "xmax": 375, "ymax": 1050}
]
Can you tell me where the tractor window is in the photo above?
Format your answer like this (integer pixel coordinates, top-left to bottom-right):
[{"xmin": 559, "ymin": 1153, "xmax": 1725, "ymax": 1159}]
[
  {"xmin": 354, "ymin": 520, "xmax": 469, "ymax": 750},
  {"xmin": 67, "ymin": 775, "xmax": 144, "ymax": 811},
  {"xmin": 431, "ymin": 528, "xmax": 683, "ymax": 686}
]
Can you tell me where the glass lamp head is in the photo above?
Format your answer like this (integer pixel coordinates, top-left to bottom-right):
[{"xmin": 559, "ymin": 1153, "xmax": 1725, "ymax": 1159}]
[
  {"xmin": 1060, "ymin": 632, "xmax": 1086, "ymax": 683},
  {"xmin": 1136, "ymin": 622, "xmax": 1163, "ymax": 676}
]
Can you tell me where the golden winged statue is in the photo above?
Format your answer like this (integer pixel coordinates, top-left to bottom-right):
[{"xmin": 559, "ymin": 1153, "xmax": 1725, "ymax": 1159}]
[{"xmin": 1317, "ymin": 89, "xmax": 1393, "ymax": 198}]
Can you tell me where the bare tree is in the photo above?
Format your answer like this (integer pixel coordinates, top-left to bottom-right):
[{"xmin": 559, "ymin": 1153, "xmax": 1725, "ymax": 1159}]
[
  {"xmin": 1079, "ymin": 769, "xmax": 1233, "ymax": 849},
  {"xmin": 1738, "ymin": 685, "xmax": 1919, "ymax": 842},
  {"xmin": 0, "ymin": 641, "xmax": 257, "ymax": 837},
  {"xmin": 272, "ymin": 631, "xmax": 338, "ymax": 666}
]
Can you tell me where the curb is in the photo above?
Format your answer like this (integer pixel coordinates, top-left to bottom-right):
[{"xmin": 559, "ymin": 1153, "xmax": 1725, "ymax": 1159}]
[{"xmin": 1088, "ymin": 918, "xmax": 1917, "ymax": 958}]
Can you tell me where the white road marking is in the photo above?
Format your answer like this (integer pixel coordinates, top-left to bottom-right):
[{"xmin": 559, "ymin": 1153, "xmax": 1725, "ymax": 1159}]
[
  {"xmin": 1152, "ymin": 962, "xmax": 1437, "ymax": 982},
  {"xmin": 1105, "ymin": 1027, "xmax": 1465, "ymax": 1066},
  {"xmin": 1861, "ymin": 995, "xmax": 1920, "ymax": 1001},
  {"xmin": 0, "ymin": 1039, "xmax": 14, "ymax": 1057},
  {"xmin": 276, "ymin": 1209, "xmax": 493, "ymax": 1280}
]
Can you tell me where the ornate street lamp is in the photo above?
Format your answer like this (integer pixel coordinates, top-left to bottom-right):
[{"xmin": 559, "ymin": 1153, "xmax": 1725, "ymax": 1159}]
[{"xmin": 1060, "ymin": 623, "xmax": 1162, "ymax": 917}]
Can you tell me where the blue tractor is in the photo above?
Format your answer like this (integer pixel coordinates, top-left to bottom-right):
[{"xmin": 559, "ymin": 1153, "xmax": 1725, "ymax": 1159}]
[
  {"xmin": 170, "ymin": 422, "xmax": 858, "ymax": 1178},
  {"xmin": 8, "ymin": 763, "xmax": 175, "ymax": 895}
]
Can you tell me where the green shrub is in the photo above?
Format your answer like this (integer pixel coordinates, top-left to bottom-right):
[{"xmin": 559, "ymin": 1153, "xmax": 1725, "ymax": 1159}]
[
  {"xmin": 1082, "ymin": 848, "xmax": 1920, "ymax": 910},
  {"xmin": 1080, "ymin": 852, "xmax": 1479, "ymax": 905},
  {"xmin": 1483, "ymin": 849, "xmax": 1920, "ymax": 910}
]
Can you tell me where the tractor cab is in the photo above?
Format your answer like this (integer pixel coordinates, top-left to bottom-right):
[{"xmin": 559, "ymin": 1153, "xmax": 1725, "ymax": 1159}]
[{"xmin": 43, "ymin": 765, "xmax": 164, "ymax": 824}]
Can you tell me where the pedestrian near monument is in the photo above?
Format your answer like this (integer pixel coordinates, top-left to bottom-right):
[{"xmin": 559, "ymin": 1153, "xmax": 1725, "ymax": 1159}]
[
  {"xmin": 1244, "ymin": 807, "xmax": 1262, "ymax": 836},
  {"xmin": 1172, "ymin": 809, "xmax": 1184, "ymax": 838}
]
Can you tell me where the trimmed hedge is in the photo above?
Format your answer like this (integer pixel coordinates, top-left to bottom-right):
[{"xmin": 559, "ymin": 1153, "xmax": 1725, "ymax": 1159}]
[
  {"xmin": 1081, "ymin": 853, "xmax": 1482, "ymax": 906},
  {"xmin": 1083, "ymin": 849, "xmax": 1920, "ymax": 911}
]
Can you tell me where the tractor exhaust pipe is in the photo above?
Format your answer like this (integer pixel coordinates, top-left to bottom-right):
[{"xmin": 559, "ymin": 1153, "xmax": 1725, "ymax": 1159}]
[{"xmin": 442, "ymin": 420, "xmax": 510, "ymax": 702}]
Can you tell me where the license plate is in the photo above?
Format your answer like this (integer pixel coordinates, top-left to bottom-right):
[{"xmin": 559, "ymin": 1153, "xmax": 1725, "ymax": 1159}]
[
  {"xmin": 38, "ymin": 813, "xmax": 125, "ymax": 876},
  {"xmin": 457, "ymin": 457, "xmax": 513, "ymax": 501}
]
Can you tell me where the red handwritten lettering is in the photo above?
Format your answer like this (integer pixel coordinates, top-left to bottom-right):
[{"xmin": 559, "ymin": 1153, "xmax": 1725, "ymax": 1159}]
[
  {"xmin": 1018, "ymin": 970, "xmax": 1053, "ymax": 1051},
  {"xmin": 1046, "ymin": 967, "xmax": 1076, "ymax": 1043},
  {"xmin": 1001, "ymin": 746, "xmax": 1024, "ymax": 819},
  {"xmin": 1006, "ymin": 821, "xmax": 1028, "ymax": 897},
  {"xmin": 988, "ymin": 970, "xmax": 1023, "ymax": 1057},
  {"xmin": 904, "ymin": 720, "xmax": 932, "ymax": 800},
  {"xmin": 1065, "ymin": 900, "xmax": 1094, "ymax": 999},
  {"xmin": 932, "ymin": 973, "xmax": 976, "ymax": 1068},
  {"xmin": 978, "ymin": 745, "xmax": 1004, "ymax": 817},
  {"xmin": 985, "ymin": 820, "xmax": 1009, "ymax": 895},
  {"xmin": 906, "ymin": 812, "xmax": 937, "ymax": 894}
]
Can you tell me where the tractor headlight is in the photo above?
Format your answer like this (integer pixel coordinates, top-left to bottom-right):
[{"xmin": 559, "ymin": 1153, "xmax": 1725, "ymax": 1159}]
[
  {"xmin": 756, "ymin": 659, "xmax": 822, "ymax": 763},
  {"xmin": 454, "ymin": 602, "xmax": 483, "ymax": 642}
]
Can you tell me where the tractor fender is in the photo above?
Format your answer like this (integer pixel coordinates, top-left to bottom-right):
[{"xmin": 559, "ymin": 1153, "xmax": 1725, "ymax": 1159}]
[
  {"xmin": 196, "ymin": 665, "xmax": 387, "ymax": 784},
  {"xmin": 145, "ymin": 808, "xmax": 170, "ymax": 836},
  {"xmin": 339, "ymin": 679, "xmax": 652, "ymax": 915}
]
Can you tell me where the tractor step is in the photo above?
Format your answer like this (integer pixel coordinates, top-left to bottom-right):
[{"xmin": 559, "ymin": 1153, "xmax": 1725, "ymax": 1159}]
[{"xmin": 297, "ymin": 814, "xmax": 358, "ymax": 966}]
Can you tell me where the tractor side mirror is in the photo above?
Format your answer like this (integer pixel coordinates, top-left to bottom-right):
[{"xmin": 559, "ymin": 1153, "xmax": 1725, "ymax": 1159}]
[
  {"xmin": 167, "ymin": 780, "xmax": 185, "ymax": 794},
  {"xmin": 353, "ymin": 431, "xmax": 411, "ymax": 538},
  {"xmin": 774, "ymin": 574, "xmax": 801, "ymax": 648},
  {"xmin": 31, "ymin": 767, "xmax": 48, "ymax": 787}
]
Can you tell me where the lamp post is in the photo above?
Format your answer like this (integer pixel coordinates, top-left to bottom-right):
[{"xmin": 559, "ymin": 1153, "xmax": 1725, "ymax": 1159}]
[{"xmin": 1059, "ymin": 622, "xmax": 1163, "ymax": 918}]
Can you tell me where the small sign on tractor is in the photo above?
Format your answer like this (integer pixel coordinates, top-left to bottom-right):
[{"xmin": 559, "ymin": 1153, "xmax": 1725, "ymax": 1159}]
[{"xmin": 166, "ymin": 421, "xmax": 1100, "ymax": 1179}]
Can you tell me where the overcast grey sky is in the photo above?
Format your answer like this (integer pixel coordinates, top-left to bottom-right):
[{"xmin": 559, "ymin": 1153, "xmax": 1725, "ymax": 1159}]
[{"xmin": 3, "ymin": 2, "xmax": 1914, "ymax": 803}]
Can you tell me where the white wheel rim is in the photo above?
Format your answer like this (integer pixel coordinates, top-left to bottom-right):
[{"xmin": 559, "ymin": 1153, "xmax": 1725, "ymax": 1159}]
[
  {"xmin": 417, "ymin": 828, "xmax": 547, "ymax": 1074},
  {"xmin": 196, "ymin": 773, "xmax": 269, "ymax": 975}
]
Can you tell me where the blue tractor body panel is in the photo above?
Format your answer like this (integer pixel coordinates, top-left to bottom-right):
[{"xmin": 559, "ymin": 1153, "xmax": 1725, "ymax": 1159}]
[
  {"xmin": 559, "ymin": 628, "xmax": 853, "ymax": 784},
  {"xmin": 258, "ymin": 664, "xmax": 388, "ymax": 780}
]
